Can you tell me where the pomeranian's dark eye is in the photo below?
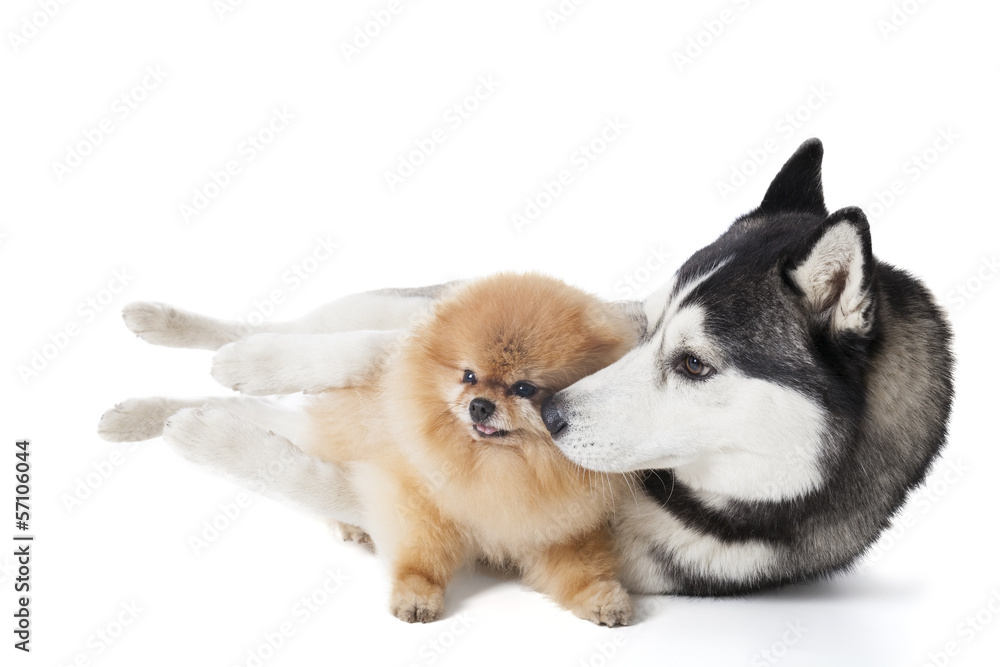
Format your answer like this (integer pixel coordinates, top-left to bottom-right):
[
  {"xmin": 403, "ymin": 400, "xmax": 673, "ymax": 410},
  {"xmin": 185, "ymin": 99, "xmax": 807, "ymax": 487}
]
[
  {"xmin": 677, "ymin": 355, "xmax": 714, "ymax": 380},
  {"xmin": 462, "ymin": 370, "xmax": 477, "ymax": 385},
  {"xmin": 511, "ymin": 381, "xmax": 538, "ymax": 398}
]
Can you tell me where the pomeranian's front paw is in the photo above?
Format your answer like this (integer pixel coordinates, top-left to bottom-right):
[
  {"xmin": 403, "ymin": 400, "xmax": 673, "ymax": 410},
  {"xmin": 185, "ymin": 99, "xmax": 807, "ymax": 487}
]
[
  {"xmin": 336, "ymin": 521, "xmax": 373, "ymax": 545},
  {"xmin": 98, "ymin": 398, "xmax": 176, "ymax": 442},
  {"xmin": 390, "ymin": 576, "xmax": 445, "ymax": 623},
  {"xmin": 571, "ymin": 581, "xmax": 632, "ymax": 627}
]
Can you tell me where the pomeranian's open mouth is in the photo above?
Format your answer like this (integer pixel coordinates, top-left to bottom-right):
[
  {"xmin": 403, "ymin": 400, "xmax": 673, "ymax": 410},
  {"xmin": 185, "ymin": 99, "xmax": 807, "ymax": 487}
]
[{"xmin": 473, "ymin": 424, "xmax": 509, "ymax": 438}]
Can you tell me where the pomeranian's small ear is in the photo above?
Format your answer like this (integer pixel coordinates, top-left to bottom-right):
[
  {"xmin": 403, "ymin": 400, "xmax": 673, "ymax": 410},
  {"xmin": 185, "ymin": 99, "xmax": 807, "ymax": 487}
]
[{"xmin": 787, "ymin": 206, "xmax": 875, "ymax": 335}]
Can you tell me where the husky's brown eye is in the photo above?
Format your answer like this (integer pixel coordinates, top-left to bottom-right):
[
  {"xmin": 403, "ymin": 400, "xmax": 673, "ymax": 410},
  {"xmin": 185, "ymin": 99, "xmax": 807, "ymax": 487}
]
[
  {"xmin": 678, "ymin": 355, "xmax": 714, "ymax": 379},
  {"xmin": 462, "ymin": 370, "xmax": 477, "ymax": 385}
]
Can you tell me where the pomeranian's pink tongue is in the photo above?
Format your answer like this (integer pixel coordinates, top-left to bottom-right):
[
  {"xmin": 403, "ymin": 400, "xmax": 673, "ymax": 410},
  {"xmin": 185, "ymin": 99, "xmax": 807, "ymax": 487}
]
[{"xmin": 476, "ymin": 424, "xmax": 498, "ymax": 435}]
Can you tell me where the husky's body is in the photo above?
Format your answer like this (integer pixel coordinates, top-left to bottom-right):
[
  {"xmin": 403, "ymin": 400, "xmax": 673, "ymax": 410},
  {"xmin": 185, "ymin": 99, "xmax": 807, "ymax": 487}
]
[{"xmin": 100, "ymin": 139, "xmax": 953, "ymax": 596}]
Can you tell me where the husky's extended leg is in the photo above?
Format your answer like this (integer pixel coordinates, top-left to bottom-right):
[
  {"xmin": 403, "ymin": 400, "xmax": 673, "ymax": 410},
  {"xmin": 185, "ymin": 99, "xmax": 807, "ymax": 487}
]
[
  {"xmin": 122, "ymin": 284, "xmax": 453, "ymax": 351},
  {"xmin": 97, "ymin": 395, "xmax": 312, "ymax": 443},
  {"xmin": 210, "ymin": 329, "xmax": 401, "ymax": 395},
  {"xmin": 122, "ymin": 302, "xmax": 242, "ymax": 351},
  {"xmin": 97, "ymin": 397, "xmax": 364, "ymax": 525},
  {"xmin": 163, "ymin": 406, "xmax": 364, "ymax": 526},
  {"xmin": 98, "ymin": 397, "xmax": 206, "ymax": 442}
]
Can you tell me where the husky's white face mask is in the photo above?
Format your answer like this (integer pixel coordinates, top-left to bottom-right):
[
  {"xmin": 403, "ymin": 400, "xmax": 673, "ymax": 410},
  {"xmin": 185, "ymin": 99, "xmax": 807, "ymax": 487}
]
[
  {"xmin": 544, "ymin": 288, "xmax": 827, "ymax": 501},
  {"xmin": 542, "ymin": 188, "xmax": 877, "ymax": 504}
]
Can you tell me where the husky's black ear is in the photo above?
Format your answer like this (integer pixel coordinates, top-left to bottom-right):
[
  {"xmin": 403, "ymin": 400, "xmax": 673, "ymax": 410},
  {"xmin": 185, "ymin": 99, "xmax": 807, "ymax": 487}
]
[
  {"xmin": 760, "ymin": 139, "xmax": 827, "ymax": 217},
  {"xmin": 788, "ymin": 207, "xmax": 875, "ymax": 335}
]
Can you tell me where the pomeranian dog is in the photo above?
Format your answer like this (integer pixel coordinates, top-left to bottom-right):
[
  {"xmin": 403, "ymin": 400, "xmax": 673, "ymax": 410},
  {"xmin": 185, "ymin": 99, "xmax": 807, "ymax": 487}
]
[{"xmin": 303, "ymin": 273, "xmax": 637, "ymax": 625}]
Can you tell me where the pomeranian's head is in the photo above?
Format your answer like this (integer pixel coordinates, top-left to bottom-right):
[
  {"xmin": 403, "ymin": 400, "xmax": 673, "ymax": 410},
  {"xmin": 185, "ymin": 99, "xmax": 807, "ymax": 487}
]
[{"xmin": 397, "ymin": 273, "xmax": 636, "ymax": 454}]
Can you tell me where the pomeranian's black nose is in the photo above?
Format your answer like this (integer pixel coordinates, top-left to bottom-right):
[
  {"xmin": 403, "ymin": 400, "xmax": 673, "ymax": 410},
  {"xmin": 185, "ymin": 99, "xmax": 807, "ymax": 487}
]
[
  {"xmin": 469, "ymin": 398, "xmax": 495, "ymax": 423},
  {"xmin": 541, "ymin": 396, "xmax": 568, "ymax": 437}
]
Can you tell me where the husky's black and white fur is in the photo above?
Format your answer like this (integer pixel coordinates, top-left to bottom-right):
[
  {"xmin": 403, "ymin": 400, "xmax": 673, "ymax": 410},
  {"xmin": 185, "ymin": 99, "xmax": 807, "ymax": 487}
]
[{"xmin": 99, "ymin": 139, "xmax": 954, "ymax": 596}]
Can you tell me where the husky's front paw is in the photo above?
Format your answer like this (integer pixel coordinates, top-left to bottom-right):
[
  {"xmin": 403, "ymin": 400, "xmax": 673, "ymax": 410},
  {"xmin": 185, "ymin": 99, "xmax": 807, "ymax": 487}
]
[
  {"xmin": 390, "ymin": 576, "xmax": 445, "ymax": 623},
  {"xmin": 570, "ymin": 581, "xmax": 632, "ymax": 627},
  {"xmin": 123, "ymin": 302, "xmax": 191, "ymax": 346},
  {"xmin": 163, "ymin": 407, "xmax": 296, "ymax": 486},
  {"xmin": 123, "ymin": 302, "xmax": 236, "ymax": 350},
  {"xmin": 98, "ymin": 398, "xmax": 177, "ymax": 442},
  {"xmin": 212, "ymin": 335, "xmax": 321, "ymax": 395},
  {"xmin": 163, "ymin": 408, "xmax": 246, "ymax": 469},
  {"xmin": 212, "ymin": 336, "xmax": 286, "ymax": 394}
]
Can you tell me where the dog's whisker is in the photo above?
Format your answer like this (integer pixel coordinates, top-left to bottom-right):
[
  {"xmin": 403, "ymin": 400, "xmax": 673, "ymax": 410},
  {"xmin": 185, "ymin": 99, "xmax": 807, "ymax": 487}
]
[{"xmin": 622, "ymin": 471, "xmax": 640, "ymax": 511}]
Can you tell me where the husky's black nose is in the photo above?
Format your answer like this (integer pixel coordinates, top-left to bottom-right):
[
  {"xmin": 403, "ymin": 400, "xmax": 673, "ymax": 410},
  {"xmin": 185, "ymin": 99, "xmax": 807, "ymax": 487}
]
[
  {"xmin": 541, "ymin": 396, "xmax": 568, "ymax": 437},
  {"xmin": 469, "ymin": 398, "xmax": 495, "ymax": 423}
]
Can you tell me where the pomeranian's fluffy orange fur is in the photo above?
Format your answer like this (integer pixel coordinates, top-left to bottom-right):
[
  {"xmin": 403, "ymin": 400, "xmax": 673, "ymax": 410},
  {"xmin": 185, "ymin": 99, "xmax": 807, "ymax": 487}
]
[{"xmin": 304, "ymin": 273, "xmax": 637, "ymax": 624}]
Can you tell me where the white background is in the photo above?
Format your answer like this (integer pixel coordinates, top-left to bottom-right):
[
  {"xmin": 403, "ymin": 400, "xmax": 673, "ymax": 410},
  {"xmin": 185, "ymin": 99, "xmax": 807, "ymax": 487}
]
[{"xmin": 3, "ymin": 1, "xmax": 999, "ymax": 666}]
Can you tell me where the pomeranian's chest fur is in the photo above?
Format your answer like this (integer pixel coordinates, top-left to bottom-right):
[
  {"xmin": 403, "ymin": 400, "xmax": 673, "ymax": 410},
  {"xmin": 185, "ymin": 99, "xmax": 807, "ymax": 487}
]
[{"xmin": 304, "ymin": 371, "xmax": 623, "ymax": 564}]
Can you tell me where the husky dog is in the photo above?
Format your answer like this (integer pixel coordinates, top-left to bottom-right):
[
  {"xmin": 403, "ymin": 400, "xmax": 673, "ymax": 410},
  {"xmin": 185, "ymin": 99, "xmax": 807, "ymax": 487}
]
[{"xmin": 100, "ymin": 139, "xmax": 953, "ymax": 596}]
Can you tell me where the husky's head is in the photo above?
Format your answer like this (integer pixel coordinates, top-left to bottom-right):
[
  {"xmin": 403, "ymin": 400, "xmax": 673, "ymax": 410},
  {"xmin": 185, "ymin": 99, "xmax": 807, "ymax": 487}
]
[{"xmin": 542, "ymin": 139, "xmax": 879, "ymax": 502}]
